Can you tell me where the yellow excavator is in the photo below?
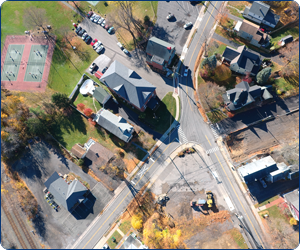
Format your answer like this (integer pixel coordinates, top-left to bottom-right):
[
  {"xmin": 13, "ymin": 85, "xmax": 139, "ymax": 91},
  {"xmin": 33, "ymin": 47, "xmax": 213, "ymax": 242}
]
[{"xmin": 206, "ymin": 191, "xmax": 214, "ymax": 208}]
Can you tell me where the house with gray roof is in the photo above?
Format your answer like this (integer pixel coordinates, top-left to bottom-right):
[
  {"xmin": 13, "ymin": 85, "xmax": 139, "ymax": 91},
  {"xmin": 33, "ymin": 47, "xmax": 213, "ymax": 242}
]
[
  {"xmin": 284, "ymin": 189, "xmax": 299, "ymax": 221},
  {"xmin": 93, "ymin": 108, "xmax": 134, "ymax": 143},
  {"xmin": 92, "ymin": 86, "xmax": 111, "ymax": 106},
  {"xmin": 101, "ymin": 61, "xmax": 157, "ymax": 112},
  {"xmin": 44, "ymin": 172, "xmax": 89, "ymax": 211},
  {"xmin": 222, "ymin": 45, "xmax": 261, "ymax": 76},
  {"xmin": 243, "ymin": 1, "xmax": 280, "ymax": 28},
  {"xmin": 223, "ymin": 81, "xmax": 273, "ymax": 111},
  {"xmin": 146, "ymin": 36, "xmax": 176, "ymax": 71}
]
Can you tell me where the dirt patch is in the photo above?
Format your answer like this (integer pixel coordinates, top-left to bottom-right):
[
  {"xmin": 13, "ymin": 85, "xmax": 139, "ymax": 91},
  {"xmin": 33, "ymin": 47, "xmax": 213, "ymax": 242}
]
[
  {"xmin": 201, "ymin": 233, "xmax": 239, "ymax": 249},
  {"xmin": 226, "ymin": 112, "xmax": 299, "ymax": 162}
]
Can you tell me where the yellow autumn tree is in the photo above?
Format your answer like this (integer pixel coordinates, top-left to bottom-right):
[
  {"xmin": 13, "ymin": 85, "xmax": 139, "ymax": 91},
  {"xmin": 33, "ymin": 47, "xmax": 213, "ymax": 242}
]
[
  {"xmin": 131, "ymin": 214, "xmax": 143, "ymax": 230},
  {"xmin": 290, "ymin": 217, "xmax": 298, "ymax": 226},
  {"xmin": 1, "ymin": 131, "xmax": 9, "ymax": 141}
]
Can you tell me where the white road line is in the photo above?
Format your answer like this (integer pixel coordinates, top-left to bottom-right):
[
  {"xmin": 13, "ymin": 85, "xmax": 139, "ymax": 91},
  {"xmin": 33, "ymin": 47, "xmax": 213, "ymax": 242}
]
[
  {"xmin": 206, "ymin": 147, "xmax": 219, "ymax": 154},
  {"xmin": 150, "ymin": 158, "xmax": 154, "ymax": 162},
  {"xmin": 224, "ymin": 196, "xmax": 235, "ymax": 211}
]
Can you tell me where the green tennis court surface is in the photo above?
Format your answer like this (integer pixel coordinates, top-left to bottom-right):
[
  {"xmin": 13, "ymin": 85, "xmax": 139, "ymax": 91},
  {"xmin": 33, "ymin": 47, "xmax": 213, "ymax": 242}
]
[
  {"xmin": 24, "ymin": 45, "xmax": 48, "ymax": 82},
  {"xmin": 1, "ymin": 44, "xmax": 24, "ymax": 81}
]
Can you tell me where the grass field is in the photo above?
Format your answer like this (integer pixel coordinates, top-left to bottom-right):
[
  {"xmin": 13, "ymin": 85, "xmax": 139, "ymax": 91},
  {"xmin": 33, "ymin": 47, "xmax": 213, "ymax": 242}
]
[
  {"xmin": 119, "ymin": 220, "xmax": 132, "ymax": 234},
  {"xmin": 208, "ymin": 39, "xmax": 227, "ymax": 57},
  {"xmin": 107, "ymin": 230, "xmax": 123, "ymax": 249},
  {"xmin": 207, "ymin": 109, "xmax": 227, "ymax": 123},
  {"xmin": 228, "ymin": 228, "xmax": 248, "ymax": 249},
  {"xmin": 259, "ymin": 205, "xmax": 289, "ymax": 222},
  {"xmin": 215, "ymin": 26, "xmax": 244, "ymax": 46},
  {"xmin": 270, "ymin": 26, "xmax": 299, "ymax": 48}
]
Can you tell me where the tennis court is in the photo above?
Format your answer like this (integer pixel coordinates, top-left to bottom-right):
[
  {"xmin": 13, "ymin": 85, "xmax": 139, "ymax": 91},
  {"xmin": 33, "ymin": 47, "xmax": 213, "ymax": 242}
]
[
  {"xmin": 24, "ymin": 45, "xmax": 49, "ymax": 82},
  {"xmin": 1, "ymin": 44, "xmax": 24, "ymax": 81}
]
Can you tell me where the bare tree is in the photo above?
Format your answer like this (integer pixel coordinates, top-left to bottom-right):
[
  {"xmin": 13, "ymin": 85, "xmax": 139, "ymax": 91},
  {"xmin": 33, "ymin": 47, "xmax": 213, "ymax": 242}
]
[
  {"xmin": 198, "ymin": 81, "xmax": 226, "ymax": 111},
  {"xmin": 23, "ymin": 7, "xmax": 49, "ymax": 32},
  {"xmin": 107, "ymin": 1, "xmax": 145, "ymax": 48}
]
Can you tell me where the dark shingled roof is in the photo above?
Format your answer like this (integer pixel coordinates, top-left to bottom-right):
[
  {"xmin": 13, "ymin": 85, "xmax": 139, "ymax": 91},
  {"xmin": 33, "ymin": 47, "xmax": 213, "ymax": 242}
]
[
  {"xmin": 249, "ymin": 1, "xmax": 270, "ymax": 18},
  {"xmin": 44, "ymin": 172, "xmax": 88, "ymax": 211},
  {"xmin": 264, "ymin": 10, "xmax": 280, "ymax": 26},
  {"xmin": 101, "ymin": 61, "xmax": 156, "ymax": 109},
  {"xmin": 146, "ymin": 37, "xmax": 175, "ymax": 62},
  {"xmin": 222, "ymin": 47, "xmax": 241, "ymax": 61}
]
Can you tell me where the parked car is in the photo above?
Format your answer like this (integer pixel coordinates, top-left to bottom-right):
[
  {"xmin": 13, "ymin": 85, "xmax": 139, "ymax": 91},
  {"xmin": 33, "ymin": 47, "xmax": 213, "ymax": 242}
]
[
  {"xmin": 94, "ymin": 15, "xmax": 100, "ymax": 23},
  {"xmin": 184, "ymin": 22, "xmax": 193, "ymax": 29},
  {"xmin": 87, "ymin": 11, "xmax": 93, "ymax": 18},
  {"xmin": 96, "ymin": 45, "xmax": 104, "ymax": 53},
  {"xmin": 85, "ymin": 35, "xmax": 92, "ymax": 43},
  {"xmin": 183, "ymin": 66, "xmax": 188, "ymax": 77},
  {"xmin": 102, "ymin": 244, "xmax": 109, "ymax": 249},
  {"xmin": 73, "ymin": 23, "xmax": 77, "ymax": 28},
  {"xmin": 117, "ymin": 42, "xmax": 123, "ymax": 49},
  {"xmin": 167, "ymin": 14, "xmax": 174, "ymax": 20},
  {"xmin": 89, "ymin": 62, "xmax": 97, "ymax": 73},
  {"xmin": 101, "ymin": 20, "xmax": 106, "ymax": 27},
  {"xmin": 108, "ymin": 26, "xmax": 114, "ymax": 34},
  {"xmin": 93, "ymin": 41, "xmax": 102, "ymax": 50},
  {"xmin": 78, "ymin": 28, "xmax": 86, "ymax": 36},
  {"xmin": 75, "ymin": 26, "xmax": 82, "ymax": 34},
  {"xmin": 123, "ymin": 48, "xmax": 129, "ymax": 55},
  {"xmin": 105, "ymin": 24, "xmax": 110, "ymax": 30},
  {"xmin": 91, "ymin": 38, "xmax": 98, "ymax": 46},
  {"xmin": 102, "ymin": 67, "xmax": 108, "ymax": 74},
  {"xmin": 90, "ymin": 14, "xmax": 96, "ymax": 21},
  {"xmin": 82, "ymin": 33, "xmax": 88, "ymax": 40},
  {"xmin": 98, "ymin": 17, "xmax": 104, "ymax": 25}
]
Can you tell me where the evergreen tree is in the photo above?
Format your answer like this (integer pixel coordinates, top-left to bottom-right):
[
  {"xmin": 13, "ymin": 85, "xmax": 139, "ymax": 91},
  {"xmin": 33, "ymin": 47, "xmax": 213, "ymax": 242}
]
[{"xmin": 256, "ymin": 67, "xmax": 272, "ymax": 85}]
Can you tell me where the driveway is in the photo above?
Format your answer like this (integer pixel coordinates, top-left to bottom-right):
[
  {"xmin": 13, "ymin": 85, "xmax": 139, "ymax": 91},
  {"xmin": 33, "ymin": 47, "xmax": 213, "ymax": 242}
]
[
  {"xmin": 79, "ymin": 19, "xmax": 173, "ymax": 99},
  {"xmin": 153, "ymin": 1, "xmax": 203, "ymax": 54},
  {"xmin": 11, "ymin": 140, "xmax": 113, "ymax": 249}
]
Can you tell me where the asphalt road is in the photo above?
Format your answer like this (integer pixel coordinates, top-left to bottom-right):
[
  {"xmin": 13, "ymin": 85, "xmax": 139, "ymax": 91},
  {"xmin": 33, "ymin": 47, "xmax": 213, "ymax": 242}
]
[
  {"xmin": 72, "ymin": 132, "xmax": 180, "ymax": 249},
  {"xmin": 177, "ymin": 1, "xmax": 268, "ymax": 248}
]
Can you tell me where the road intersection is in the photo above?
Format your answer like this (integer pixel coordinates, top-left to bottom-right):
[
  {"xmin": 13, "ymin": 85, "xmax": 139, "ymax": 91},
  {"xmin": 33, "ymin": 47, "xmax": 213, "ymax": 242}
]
[{"xmin": 72, "ymin": 2, "xmax": 269, "ymax": 249}]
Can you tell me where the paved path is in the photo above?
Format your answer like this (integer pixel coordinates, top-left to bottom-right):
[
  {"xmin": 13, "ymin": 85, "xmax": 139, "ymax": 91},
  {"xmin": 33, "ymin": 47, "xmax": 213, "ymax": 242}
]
[{"xmin": 61, "ymin": 1, "xmax": 85, "ymax": 17}]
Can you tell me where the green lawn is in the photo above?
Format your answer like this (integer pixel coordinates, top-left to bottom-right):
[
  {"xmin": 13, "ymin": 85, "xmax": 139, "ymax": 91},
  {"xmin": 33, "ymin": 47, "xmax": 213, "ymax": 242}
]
[
  {"xmin": 208, "ymin": 41, "xmax": 227, "ymax": 57},
  {"xmin": 1, "ymin": 1, "xmax": 83, "ymax": 50},
  {"xmin": 273, "ymin": 77, "xmax": 297, "ymax": 93},
  {"xmin": 254, "ymin": 195, "xmax": 280, "ymax": 208},
  {"xmin": 270, "ymin": 26, "xmax": 299, "ymax": 48},
  {"xmin": 260, "ymin": 205, "xmax": 289, "ymax": 223},
  {"xmin": 107, "ymin": 230, "xmax": 123, "ymax": 249},
  {"xmin": 119, "ymin": 220, "xmax": 132, "ymax": 234}
]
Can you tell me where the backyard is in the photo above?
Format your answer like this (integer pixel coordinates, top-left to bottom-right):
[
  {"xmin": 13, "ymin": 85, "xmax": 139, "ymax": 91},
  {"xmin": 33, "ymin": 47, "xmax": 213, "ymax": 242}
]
[{"xmin": 270, "ymin": 26, "xmax": 299, "ymax": 49}]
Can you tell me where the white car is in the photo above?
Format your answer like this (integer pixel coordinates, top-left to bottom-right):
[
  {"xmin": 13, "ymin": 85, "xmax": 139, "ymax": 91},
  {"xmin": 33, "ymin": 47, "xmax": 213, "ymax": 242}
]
[
  {"xmin": 98, "ymin": 17, "xmax": 104, "ymax": 25},
  {"xmin": 123, "ymin": 48, "xmax": 129, "ymax": 55},
  {"xmin": 90, "ymin": 14, "xmax": 96, "ymax": 21},
  {"xmin": 183, "ymin": 66, "xmax": 188, "ymax": 77},
  {"xmin": 184, "ymin": 22, "xmax": 193, "ymax": 29},
  {"xmin": 89, "ymin": 63, "xmax": 97, "ymax": 73},
  {"xmin": 96, "ymin": 45, "xmax": 104, "ymax": 53},
  {"xmin": 117, "ymin": 42, "xmax": 123, "ymax": 49},
  {"xmin": 82, "ymin": 33, "xmax": 88, "ymax": 40},
  {"xmin": 101, "ymin": 20, "xmax": 106, "ymax": 27},
  {"xmin": 93, "ymin": 41, "xmax": 102, "ymax": 50}
]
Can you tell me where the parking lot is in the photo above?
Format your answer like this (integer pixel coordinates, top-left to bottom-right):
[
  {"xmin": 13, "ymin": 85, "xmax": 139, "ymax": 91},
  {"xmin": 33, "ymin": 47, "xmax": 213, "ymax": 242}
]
[
  {"xmin": 78, "ymin": 16, "xmax": 174, "ymax": 99},
  {"xmin": 153, "ymin": 1, "xmax": 203, "ymax": 54},
  {"xmin": 11, "ymin": 140, "xmax": 113, "ymax": 249}
]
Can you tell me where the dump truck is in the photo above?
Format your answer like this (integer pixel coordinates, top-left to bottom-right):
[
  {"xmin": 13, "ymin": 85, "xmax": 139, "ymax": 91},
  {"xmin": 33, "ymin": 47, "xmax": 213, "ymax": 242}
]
[
  {"xmin": 190, "ymin": 199, "xmax": 206, "ymax": 207},
  {"xmin": 206, "ymin": 191, "xmax": 214, "ymax": 208}
]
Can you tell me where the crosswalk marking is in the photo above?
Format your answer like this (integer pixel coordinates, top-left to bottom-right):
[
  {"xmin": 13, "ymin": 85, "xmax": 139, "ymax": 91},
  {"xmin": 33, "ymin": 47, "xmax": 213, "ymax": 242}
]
[
  {"xmin": 177, "ymin": 126, "xmax": 188, "ymax": 144},
  {"xmin": 206, "ymin": 146, "xmax": 219, "ymax": 154},
  {"xmin": 210, "ymin": 124, "xmax": 219, "ymax": 138}
]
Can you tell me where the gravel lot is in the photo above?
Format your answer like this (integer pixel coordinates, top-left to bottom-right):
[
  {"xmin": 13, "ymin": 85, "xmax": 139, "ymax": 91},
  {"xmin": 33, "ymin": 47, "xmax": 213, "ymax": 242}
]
[
  {"xmin": 11, "ymin": 140, "xmax": 114, "ymax": 249},
  {"xmin": 153, "ymin": 1, "xmax": 203, "ymax": 54}
]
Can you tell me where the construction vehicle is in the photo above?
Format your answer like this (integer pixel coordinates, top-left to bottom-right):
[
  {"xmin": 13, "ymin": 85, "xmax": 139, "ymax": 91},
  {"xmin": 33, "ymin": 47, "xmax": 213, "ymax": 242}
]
[
  {"xmin": 156, "ymin": 193, "xmax": 169, "ymax": 205},
  {"xmin": 206, "ymin": 191, "xmax": 214, "ymax": 208},
  {"xmin": 190, "ymin": 199, "xmax": 206, "ymax": 207}
]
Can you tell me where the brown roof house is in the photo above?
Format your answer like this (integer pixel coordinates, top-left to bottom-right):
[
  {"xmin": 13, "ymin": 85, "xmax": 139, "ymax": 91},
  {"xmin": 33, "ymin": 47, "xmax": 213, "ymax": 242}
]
[{"xmin": 235, "ymin": 20, "xmax": 270, "ymax": 48}]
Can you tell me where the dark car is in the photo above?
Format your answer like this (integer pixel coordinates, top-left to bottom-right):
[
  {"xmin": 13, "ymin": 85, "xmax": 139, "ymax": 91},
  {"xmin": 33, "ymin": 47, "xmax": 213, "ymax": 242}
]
[
  {"xmin": 84, "ymin": 35, "xmax": 91, "ymax": 43},
  {"xmin": 78, "ymin": 28, "xmax": 86, "ymax": 36},
  {"xmin": 75, "ymin": 26, "xmax": 82, "ymax": 34},
  {"xmin": 87, "ymin": 11, "xmax": 93, "ymax": 18},
  {"xmin": 102, "ymin": 67, "xmax": 108, "ymax": 74}
]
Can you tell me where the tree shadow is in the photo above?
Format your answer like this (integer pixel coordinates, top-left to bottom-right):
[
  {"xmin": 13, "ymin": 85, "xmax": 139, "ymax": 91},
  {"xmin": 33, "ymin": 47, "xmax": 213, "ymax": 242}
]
[
  {"xmin": 32, "ymin": 212, "xmax": 46, "ymax": 239},
  {"xmin": 151, "ymin": 25, "xmax": 173, "ymax": 43}
]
